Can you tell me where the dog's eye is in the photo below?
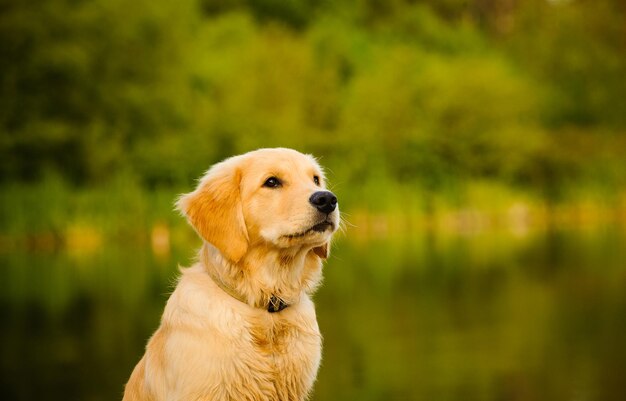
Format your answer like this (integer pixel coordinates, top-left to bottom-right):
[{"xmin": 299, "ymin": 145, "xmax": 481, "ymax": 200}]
[
  {"xmin": 313, "ymin": 175, "xmax": 320, "ymax": 186},
  {"xmin": 263, "ymin": 177, "xmax": 282, "ymax": 188}
]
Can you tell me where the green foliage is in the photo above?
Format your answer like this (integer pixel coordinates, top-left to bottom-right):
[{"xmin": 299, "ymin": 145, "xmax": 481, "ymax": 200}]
[
  {"xmin": 505, "ymin": 0, "xmax": 626, "ymax": 128},
  {"xmin": 0, "ymin": 0, "xmax": 200, "ymax": 183},
  {"xmin": 0, "ymin": 0, "xmax": 624, "ymax": 205}
]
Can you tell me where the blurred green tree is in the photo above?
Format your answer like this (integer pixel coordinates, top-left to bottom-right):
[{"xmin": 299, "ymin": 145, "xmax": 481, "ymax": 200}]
[
  {"xmin": 0, "ymin": 0, "xmax": 624, "ymax": 203},
  {"xmin": 0, "ymin": 0, "xmax": 200, "ymax": 184}
]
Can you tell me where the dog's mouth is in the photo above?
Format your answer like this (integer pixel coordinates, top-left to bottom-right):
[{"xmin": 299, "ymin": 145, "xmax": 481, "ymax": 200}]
[{"xmin": 285, "ymin": 221, "xmax": 334, "ymax": 239}]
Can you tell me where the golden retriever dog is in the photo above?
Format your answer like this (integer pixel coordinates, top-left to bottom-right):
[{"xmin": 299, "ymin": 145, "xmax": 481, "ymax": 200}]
[{"xmin": 123, "ymin": 148, "xmax": 339, "ymax": 401}]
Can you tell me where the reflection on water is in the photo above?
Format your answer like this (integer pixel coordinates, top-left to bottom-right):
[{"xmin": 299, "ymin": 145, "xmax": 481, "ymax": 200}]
[{"xmin": 1, "ymin": 228, "xmax": 625, "ymax": 401}]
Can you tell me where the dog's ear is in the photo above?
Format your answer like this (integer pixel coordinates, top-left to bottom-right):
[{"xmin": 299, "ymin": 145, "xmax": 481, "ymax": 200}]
[
  {"xmin": 177, "ymin": 160, "xmax": 249, "ymax": 263},
  {"xmin": 312, "ymin": 243, "xmax": 329, "ymax": 259}
]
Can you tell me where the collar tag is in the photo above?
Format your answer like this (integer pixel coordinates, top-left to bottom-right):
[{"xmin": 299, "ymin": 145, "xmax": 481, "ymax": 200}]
[{"xmin": 268, "ymin": 295, "xmax": 289, "ymax": 313}]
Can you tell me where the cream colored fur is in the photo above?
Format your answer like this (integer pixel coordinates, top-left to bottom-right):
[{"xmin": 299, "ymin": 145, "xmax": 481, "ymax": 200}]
[{"xmin": 123, "ymin": 148, "xmax": 339, "ymax": 401}]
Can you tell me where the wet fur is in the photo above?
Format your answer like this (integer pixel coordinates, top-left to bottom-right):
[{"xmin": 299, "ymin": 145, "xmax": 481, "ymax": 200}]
[{"xmin": 123, "ymin": 148, "xmax": 338, "ymax": 401}]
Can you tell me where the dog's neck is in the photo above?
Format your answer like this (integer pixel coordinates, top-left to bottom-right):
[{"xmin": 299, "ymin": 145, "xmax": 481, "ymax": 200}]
[{"xmin": 199, "ymin": 242, "xmax": 323, "ymax": 311}]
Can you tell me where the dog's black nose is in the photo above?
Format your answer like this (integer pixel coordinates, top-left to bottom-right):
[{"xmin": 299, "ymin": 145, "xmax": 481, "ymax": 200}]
[{"xmin": 309, "ymin": 191, "xmax": 338, "ymax": 214}]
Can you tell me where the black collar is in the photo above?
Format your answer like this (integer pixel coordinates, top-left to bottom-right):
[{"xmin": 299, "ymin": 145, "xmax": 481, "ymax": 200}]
[{"xmin": 206, "ymin": 267, "xmax": 290, "ymax": 313}]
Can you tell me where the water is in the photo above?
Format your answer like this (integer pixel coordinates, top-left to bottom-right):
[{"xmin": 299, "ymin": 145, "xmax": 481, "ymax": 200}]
[{"xmin": 1, "ymin": 228, "xmax": 625, "ymax": 401}]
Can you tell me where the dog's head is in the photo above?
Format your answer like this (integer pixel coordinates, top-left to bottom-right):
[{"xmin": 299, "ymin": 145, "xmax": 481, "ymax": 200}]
[{"xmin": 177, "ymin": 148, "xmax": 339, "ymax": 263}]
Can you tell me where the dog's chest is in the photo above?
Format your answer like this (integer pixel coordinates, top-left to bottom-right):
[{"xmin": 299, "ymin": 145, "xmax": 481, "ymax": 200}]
[
  {"xmin": 250, "ymin": 316, "xmax": 293, "ymax": 354},
  {"xmin": 244, "ymin": 313, "xmax": 322, "ymax": 400}
]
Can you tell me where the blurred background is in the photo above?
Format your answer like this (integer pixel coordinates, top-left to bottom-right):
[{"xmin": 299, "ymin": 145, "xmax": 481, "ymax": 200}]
[{"xmin": 1, "ymin": 0, "xmax": 625, "ymax": 400}]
